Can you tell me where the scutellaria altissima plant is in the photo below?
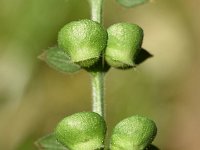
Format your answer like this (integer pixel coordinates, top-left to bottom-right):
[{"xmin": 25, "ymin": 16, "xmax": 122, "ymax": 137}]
[{"xmin": 36, "ymin": 0, "xmax": 159, "ymax": 150}]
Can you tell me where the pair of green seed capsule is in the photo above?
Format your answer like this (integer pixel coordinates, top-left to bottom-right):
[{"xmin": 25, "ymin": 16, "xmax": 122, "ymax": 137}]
[
  {"xmin": 55, "ymin": 112, "xmax": 157, "ymax": 150},
  {"xmin": 55, "ymin": 19, "xmax": 157, "ymax": 150},
  {"xmin": 58, "ymin": 19, "xmax": 143, "ymax": 69}
]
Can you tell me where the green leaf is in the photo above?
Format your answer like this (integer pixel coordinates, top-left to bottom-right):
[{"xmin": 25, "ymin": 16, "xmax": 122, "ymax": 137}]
[
  {"xmin": 35, "ymin": 133, "xmax": 68, "ymax": 150},
  {"xmin": 135, "ymin": 48, "xmax": 153, "ymax": 65},
  {"xmin": 39, "ymin": 47, "xmax": 81, "ymax": 73},
  {"xmin": 116, "ymin": 0, "xmax": 149, "ymax": 8}
]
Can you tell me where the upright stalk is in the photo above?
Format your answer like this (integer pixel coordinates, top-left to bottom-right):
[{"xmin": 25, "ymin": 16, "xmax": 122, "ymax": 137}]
[
  {"xmin": 91, "ymin": 72, "xmax": 105, "ymax": 117},
  {"xmin": 88, "ymin": 0, "xmax": 104, "ymax": 24},
  {"xmin": 88, "ymin": 0, "xmax": 105, "ymax": 117}
]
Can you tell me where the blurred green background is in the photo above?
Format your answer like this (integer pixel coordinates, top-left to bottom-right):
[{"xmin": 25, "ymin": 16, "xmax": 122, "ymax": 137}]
[{"xmin": 0, "ymin": 0, "xmax": 200, "ymax": 149}]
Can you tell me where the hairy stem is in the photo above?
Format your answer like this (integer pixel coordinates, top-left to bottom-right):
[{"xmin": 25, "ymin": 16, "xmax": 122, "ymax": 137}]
[
  {"xmin": 91, "ymin": 72, "xmax": 105, "ymax": 117},
  {"xmin": 88, "ymin": 0, "xmax": 105, "ymax": 117},
  {"xmin": 88, "ymin": 0, "xmax": 104, "ymax": 24}
]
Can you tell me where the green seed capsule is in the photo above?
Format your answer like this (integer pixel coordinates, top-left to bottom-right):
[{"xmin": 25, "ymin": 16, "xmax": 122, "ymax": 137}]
[
  {"xmin": 105, "ymin": 23, "xmax": 143, "ymax": 69},
  {"xmin": 110, "ymin": 115, "xmax": 157, "ymax": 150},
  {"xmin": 55, "ymin": 112, "xmax": 106, "ymax": 150},
  {"xmin": 58, "ymin": 19, "xmax": 108, "ymax": 68}
]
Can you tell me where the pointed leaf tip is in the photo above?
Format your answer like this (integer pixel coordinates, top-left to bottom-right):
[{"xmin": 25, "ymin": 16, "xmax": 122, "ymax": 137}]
[
  {"xmin": 135, "ymin": 48, "xmax": 153, "ymax": 65},
  {"xmin": 35, "ymin": 133, "xmax": 68, "ymax": 150},
  {"xmin": 39, "ymin": 46, "xmax": 81, "ymax": 73},
  {"xmin": 38, "ymin": 51, "xmax": 47, "ymax": 61},
  {"xmin": 146, "ymin": 144, "xmax": 160, "ymax": 150}
]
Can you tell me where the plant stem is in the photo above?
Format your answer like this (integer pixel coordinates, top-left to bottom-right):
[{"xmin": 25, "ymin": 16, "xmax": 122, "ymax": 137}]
[
  {"xmin": 91, "ymin": 72, "xmax": 105, "ymax": 117},
  {"xmin": 88, "ymin": 0, "xmax": 104, "ymax": 24},
  {"xmin": 88, "ymin": 0, "xmax": 105, "ymax": 117}
]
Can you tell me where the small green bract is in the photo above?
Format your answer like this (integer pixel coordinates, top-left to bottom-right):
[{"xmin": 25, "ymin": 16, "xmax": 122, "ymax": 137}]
[
  {"xmin": 105, "ymin": 23, "xmax": 143, "ymax": 69},
  {"xmin": 55, "ymin": 112, "xmax": 106, "ymax": 150},
  {"xmin": 110, "ymin": 115, "xmax": 157, "ymax": 150},
  {"xmin": 58, "ymin": 19, "xmax": 108, "ymax": 68}
]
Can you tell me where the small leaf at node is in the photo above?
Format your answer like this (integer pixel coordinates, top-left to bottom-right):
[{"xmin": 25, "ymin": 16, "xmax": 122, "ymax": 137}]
[
  {"xmin": 38, "ymin": 47, "xmax": 81, "ymax": 73},
  {"xmin": 105, "ymin": 23, "xmax": 144, "ymax": 69},
  {"xmin": 135, "ymin": 48, "xmax": 153, "ymax": 65},
  {"xmin": 116, "ymin": 0, "xmax": 149, "ymax": 8},
  {"xmin": 35, "ymin": 133, "xmax": 68, "ymax": 150}
]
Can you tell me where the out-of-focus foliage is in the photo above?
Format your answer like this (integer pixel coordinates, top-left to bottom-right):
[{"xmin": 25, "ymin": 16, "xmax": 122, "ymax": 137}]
[{"xmin": 0, "ymin": 0, "xmax": 200, "ymax": 150}]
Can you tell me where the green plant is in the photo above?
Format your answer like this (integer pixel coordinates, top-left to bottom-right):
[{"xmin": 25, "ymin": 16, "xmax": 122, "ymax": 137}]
[{"xmin": 36, "ymin": 0, "xmax": 158, "ymax": 150}]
